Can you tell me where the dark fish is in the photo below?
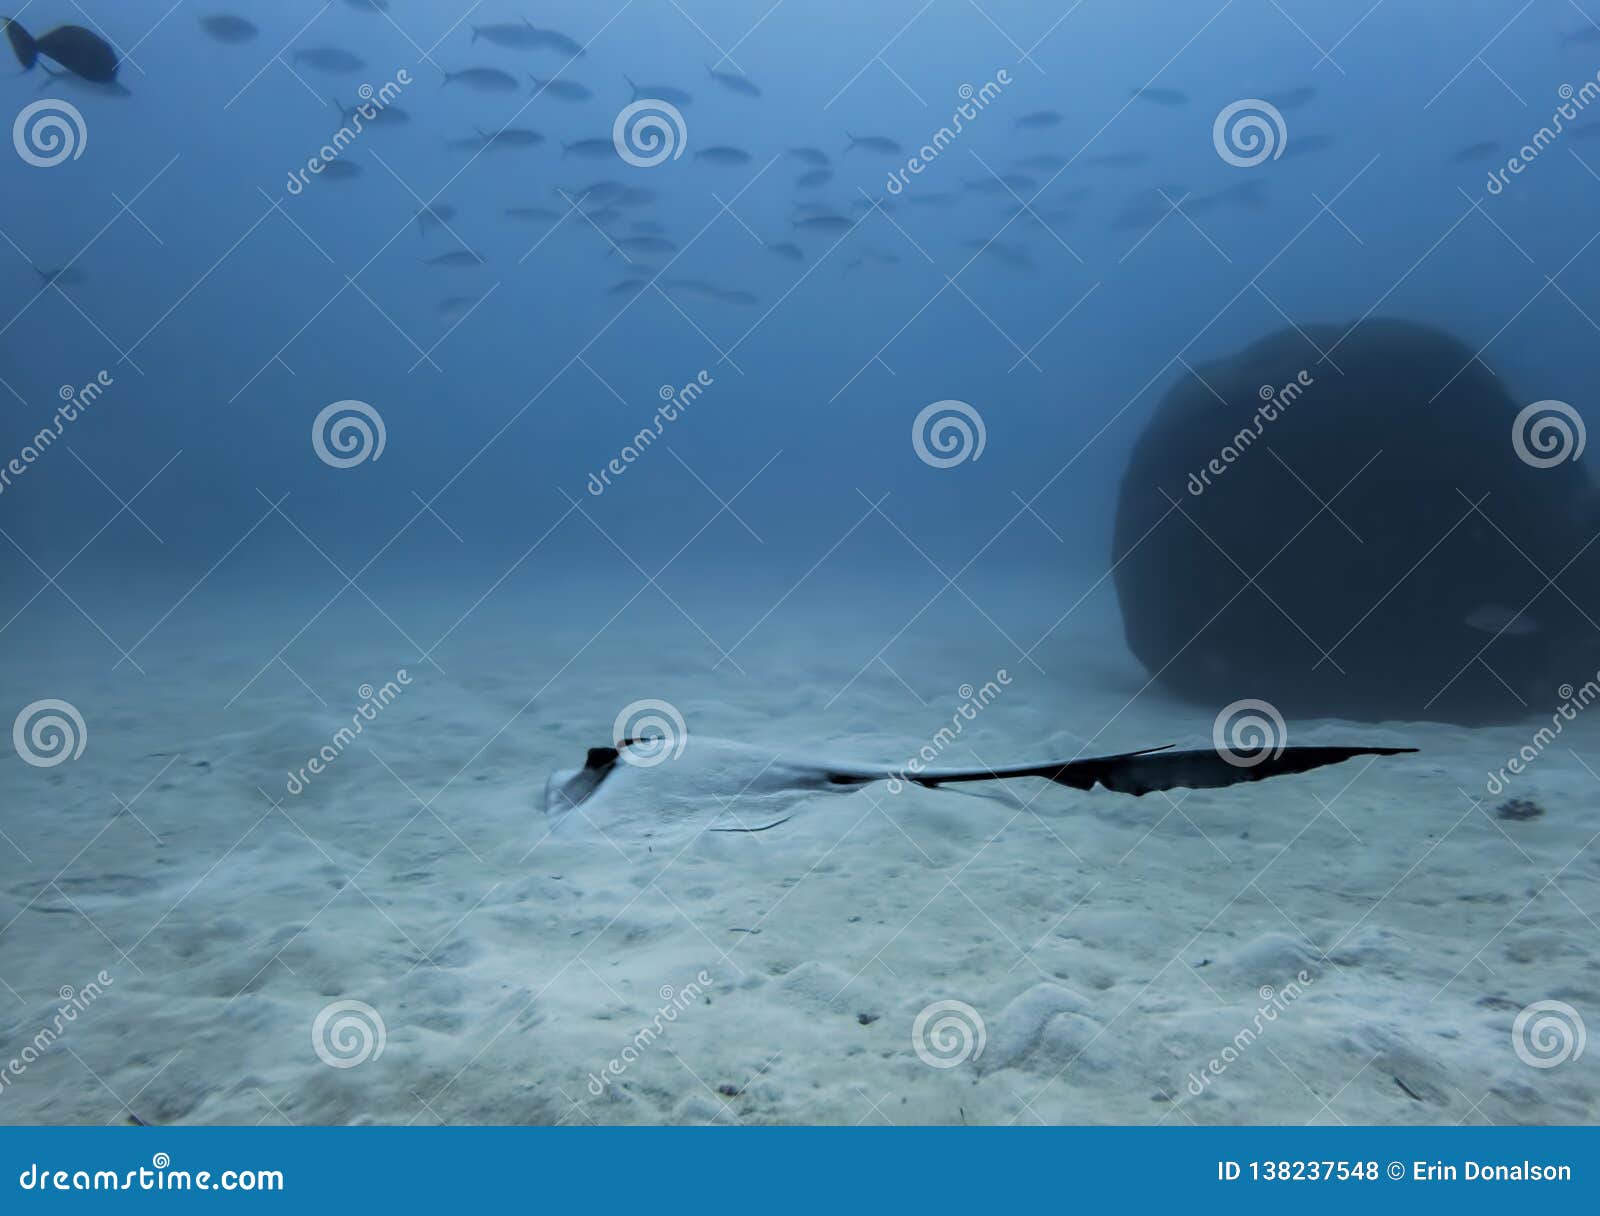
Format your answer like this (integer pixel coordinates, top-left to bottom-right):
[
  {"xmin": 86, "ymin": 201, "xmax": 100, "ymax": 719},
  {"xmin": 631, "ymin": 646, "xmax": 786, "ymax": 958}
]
[
  {"xmin": 1131, "ymin": 86, "xmax": 1188, "ymax": 105},
  {"xmin": 624, "ymin": 76, "xmax": 692, "ymax": 106},
  {"xmin": 963, "ymin": 173, "xmax": 1037, "ymax": 194},
  {"xmin": 963, "ymin": 238, "xmax": 1033, "ymax": 269},
  {"xmin": 1085, "ymin": 151, "xmax": 1147, "ymax": 167},
  {"xmin": 1015, "ymin": 110, "xmax": 1062, "ymax": 129},
  {"xmin": 294, "ymin": 47, "xmax": 367, "ymax": 73},
  {"xmin": 769, "ymin": 241, "xmax": 805, "ymax": 261},
  {"xmin": 438, "ymin": 294, "xmax": 486, "ymax": 319},
  {"xmin": 706, "ymin": 64, "xmax": 761, "ymax": 96},
  {"xmin": 1572, "ymin": 120, "xmax": 1600, "ymax": 139},
  {"xmin": 615, "ymin": 187, "xmax": 657, "ymax": 206},
  {"xmin": 1452, "ymin": 139, "xmax": 1498, "ymax": 162},
  {"xmin": 3, "ymin": 19, "xmax": 118, "ymax": 81},
  {"xmin": 795, "ymin": 168, "xmax": 833, "ymax": 188},
  {"xmin": 527, "ymin": 26, "xmax": 585, "ymax": 57},
  {"xmin": 505, "ymin": 205, "xmax": 561, "ymax": 222},
  {"xmin": 717, "ymin": 289, "xmax": 757, "ymax": 305},
  {"xmin": 319, "ymin": 159, "xmax": 362, "ymax": 181},
  {"xmin": 442, "ymin": 66, "xmax": 520, "ymax": 92},
  {"xmin": 451, "ymin": 126, "xmax": 544, "ymax": 150},
  {"xmin": 845, "ymin": 131, "xmax": 902, "ymax": 154},
  {"xmin": 564, "ymin": 180, "xmax": 624, "ymax": 202},
  {"xmin": 344, "ymin": 0, "xmax": 390, "ymax": 9},
  {"xmin": 562, "ymin": 138, "xmax": 616, "ymax": 158},
  {"xmin": 792, "ymin": 215, "xmax": 854, "ymax": 233},
  {"xmin": 199, "ymin": 15, "xmax": 259, "ymax": 43},
  {"xmin": 792, "ymin": 201, "xmax": 833, "ymax": 218},
  {"xmin": 664, "ymin": 277, "xmax": 724, "ymax": 298},
  {"xmin": 1272, "ymin": 86, "xmax": 1317, "ymax": 111},
  {"xmin": 904, "ymin": 192, "xmax": 958, "ymax": 207},
  {"xmin": 1281, "ymin": 132, "xmax": 1335, "ymax": 159},
  {"xmin": 608, "ymin": 277, "xmax": 651, "ymax": 295},
  {"xmin": 1562, "ymin": 26, "xmax": 1600, "ymax": 44},
  {"xmin": 425, "ymin": 250, "xmax": 485, "ymax": 267},
  {"xmin": 330, "ymin": 95, "xmax": 409, "ymax": 125},
  {"xmin": 529, "ymin": 75, "xmax": 592, "ymax": 101},
  {"xmin": 472, "ymin": 21, "xmax": 543, "ymax": 48},
  {"xmin": 1016, "ymin": 154, "xmax": 1067, "ymax": 171},
  {"xmin": 695, "ymin": 145, "xmax": 752, "ymax": 165},
  {"xmin": 789, "ymin": 147, "xmax": 830, "ymax": 167},
  {"xmin": 416, "ymin": 204, "xmax": 457, "ymax": 236},
  {"xmin": 631, "ymin": 219, "xmax": 666, "ymax": 234},
  {"xmin": 582, "ymin": 206, "xmax": 622, "ymax": 224}
]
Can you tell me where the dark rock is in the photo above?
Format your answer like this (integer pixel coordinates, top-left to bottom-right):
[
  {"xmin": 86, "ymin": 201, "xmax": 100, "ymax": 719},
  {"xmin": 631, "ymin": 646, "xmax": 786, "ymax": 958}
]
[
  {"xmin": 1495, "ymin": 798, "xmax": 1544, "ymax": 821},
  {"xmin": 1112, "ymin": 319, "xmax": 1599, "ymax": 725}
]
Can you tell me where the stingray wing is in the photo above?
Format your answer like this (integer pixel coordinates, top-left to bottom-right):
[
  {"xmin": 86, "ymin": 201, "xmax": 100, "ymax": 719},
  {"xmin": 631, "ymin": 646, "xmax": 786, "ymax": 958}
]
[
  {"xmin": 543, "ymin": 739, "xmax": 1419, "ymax": 812},
  {"xmin": 896, "ymin": 745, "xmax": 1417, "ymax": 797}
]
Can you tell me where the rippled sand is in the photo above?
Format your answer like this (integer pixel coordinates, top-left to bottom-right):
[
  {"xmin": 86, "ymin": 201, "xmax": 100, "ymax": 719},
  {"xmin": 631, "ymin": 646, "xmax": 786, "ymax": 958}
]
[{"xmin": 1, "ymin": 573, "xmax": 1594, "ymax": 1124}]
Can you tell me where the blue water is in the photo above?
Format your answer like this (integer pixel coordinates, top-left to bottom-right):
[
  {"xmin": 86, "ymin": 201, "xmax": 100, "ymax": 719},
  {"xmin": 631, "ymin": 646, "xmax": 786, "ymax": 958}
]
[
  {"xmin": 4, "ymin": 0, "xmax": 1588, "ymax": 587},
  {"xmin": 2, "ymin": 0, "xmax": 1598, "ymax": 1127}
]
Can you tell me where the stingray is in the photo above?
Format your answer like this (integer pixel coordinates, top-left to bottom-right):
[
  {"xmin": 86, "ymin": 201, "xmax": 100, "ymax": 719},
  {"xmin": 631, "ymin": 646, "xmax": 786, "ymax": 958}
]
[{"xmin": 541, "ymin": 733, "xmax": 1417, "ymax": 835}]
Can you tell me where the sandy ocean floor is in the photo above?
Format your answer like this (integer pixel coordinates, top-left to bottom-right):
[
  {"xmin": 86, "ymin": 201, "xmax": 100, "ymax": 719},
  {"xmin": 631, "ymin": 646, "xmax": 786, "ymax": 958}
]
[{"xmin": 1, "ymin": 568, "xmax": 1596, "ymax": 1125}]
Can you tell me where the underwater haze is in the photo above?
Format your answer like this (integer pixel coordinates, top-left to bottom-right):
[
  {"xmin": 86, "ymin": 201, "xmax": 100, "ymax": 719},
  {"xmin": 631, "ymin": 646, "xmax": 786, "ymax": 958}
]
[{"xmin": 1, "ymin": 0, "xmax": 1597, "ymax": 1126}]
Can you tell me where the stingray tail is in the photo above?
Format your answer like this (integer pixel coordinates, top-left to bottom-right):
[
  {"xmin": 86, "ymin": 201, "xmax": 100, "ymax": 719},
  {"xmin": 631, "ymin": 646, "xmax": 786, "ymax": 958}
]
[
  {"xmin": 901, "ymin": 744, "xmax": 1418, "ymax": 797},
  {"xmin": 4, "ymin": 17, "xmax": 36, "ymax": 70}
]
